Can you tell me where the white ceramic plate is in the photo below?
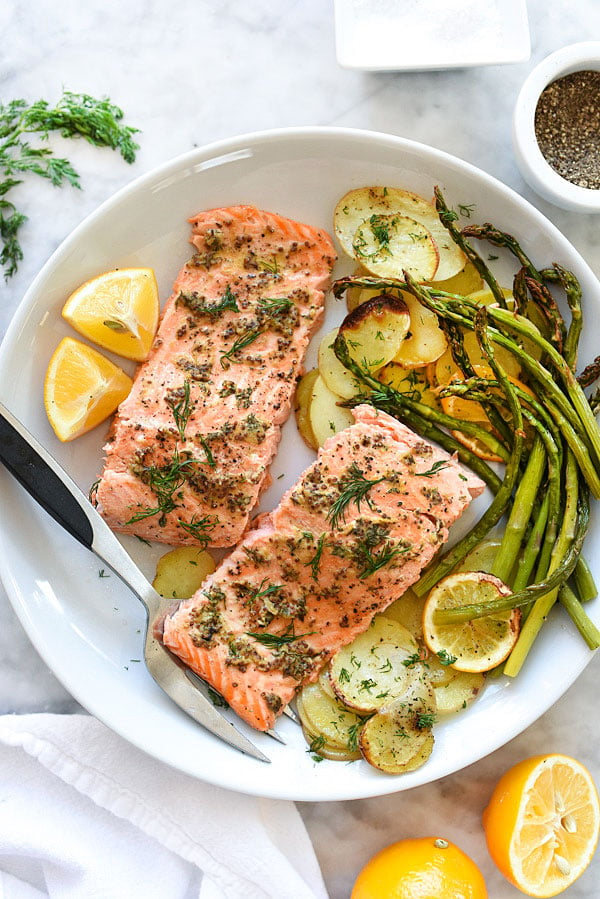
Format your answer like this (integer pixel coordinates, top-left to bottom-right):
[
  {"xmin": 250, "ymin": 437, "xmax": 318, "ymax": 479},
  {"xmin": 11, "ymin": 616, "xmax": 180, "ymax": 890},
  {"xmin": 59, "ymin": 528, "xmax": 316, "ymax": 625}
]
[{"xmin": 0, "ymin": 127, "xmax": 598, "ymax": 801}]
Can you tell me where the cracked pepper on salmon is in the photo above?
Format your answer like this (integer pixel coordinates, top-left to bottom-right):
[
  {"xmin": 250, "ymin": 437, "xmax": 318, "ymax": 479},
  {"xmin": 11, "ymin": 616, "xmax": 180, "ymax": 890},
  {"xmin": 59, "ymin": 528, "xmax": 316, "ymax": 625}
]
[
  {"xmin": 94, "ymin": 206, "xmax": 336, "ymax": 547},
  {"xmin": 160, "ymin": 405, "xmax": 485, "ymax": 732}
]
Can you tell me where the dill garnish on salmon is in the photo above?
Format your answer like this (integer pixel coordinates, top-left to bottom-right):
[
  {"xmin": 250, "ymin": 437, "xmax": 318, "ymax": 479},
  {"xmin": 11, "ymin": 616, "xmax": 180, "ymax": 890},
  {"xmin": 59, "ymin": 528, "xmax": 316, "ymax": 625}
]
[
  {"xmin": 160, "ymin": 405, "xmax": 485, "ymax": 732},
  {"xmin": 94, "ymin": 205, "xmax": 336, "ymax": 546}
]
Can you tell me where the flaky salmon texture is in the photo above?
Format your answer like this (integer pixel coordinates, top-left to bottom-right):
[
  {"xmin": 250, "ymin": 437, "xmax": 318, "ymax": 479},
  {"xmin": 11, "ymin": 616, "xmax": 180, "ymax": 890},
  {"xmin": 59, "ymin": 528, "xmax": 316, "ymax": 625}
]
[
  {"xmin": 160, "ymin": 405, "xmax": 485, "ymax": 732},
  {"xmin": 95, "ymin": 205, "xmax": 336, "ymax": 547}
]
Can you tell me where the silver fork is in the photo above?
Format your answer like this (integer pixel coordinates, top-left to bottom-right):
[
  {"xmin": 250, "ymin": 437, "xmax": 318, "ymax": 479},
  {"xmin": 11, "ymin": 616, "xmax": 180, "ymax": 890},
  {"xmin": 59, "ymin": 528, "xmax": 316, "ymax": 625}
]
[{"xmin": 0, "ymin": 402, "xmax": 271, "ymax": 762}]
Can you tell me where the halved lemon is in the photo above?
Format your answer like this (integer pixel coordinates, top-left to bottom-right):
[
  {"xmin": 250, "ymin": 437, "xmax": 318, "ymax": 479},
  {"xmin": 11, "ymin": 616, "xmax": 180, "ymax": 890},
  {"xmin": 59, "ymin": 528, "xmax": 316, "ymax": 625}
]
[
  {"xmin": 422, "ymin": 570, "xmax": 520, "ymax": 673},
  {"xmin": 44, "ymin": 337, "xmax": 132, "ymax": 441},
  {"xmin": 62, "ymin": 268, "xmax": 159, "ymax": 361},
  {"xmin": 483, "ymin": 754, "xmax": 600, "ymax": 897}
]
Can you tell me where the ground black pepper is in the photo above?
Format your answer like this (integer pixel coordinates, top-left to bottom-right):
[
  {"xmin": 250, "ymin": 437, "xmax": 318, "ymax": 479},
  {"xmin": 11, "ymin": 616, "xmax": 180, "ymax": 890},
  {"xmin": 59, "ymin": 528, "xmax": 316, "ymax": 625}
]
[{"xmin": 534, "ymin": 69, "xmax": 600, "ymax": 189}]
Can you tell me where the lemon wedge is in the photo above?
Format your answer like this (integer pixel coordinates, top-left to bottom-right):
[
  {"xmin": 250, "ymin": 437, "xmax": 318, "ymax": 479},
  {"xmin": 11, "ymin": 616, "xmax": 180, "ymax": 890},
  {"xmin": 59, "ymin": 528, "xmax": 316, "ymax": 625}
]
[
  {"xmin": 44, "ymin": 336, "xmax": 132, "ymax": 441},
  {"xmin": 62, "ymin": 267, "xmax": 159, "ymax": 361}
]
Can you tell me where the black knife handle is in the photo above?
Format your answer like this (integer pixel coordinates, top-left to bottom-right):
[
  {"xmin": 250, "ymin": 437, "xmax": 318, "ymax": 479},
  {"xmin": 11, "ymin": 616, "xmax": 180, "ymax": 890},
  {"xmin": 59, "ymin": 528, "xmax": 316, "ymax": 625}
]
[{"xmin": 0, "ymin": 404, "xmax": 94, "ymax": 550}]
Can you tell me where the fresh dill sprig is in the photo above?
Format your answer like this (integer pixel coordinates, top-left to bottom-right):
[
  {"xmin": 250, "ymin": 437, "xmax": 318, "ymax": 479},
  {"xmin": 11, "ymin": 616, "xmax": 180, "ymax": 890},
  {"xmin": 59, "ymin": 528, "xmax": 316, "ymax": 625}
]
[
  {"xmin": 0, "ymin": 90, "xmax": 139, "ymax": 279},
  {"xmin": 415, "ymin": 460, "xmax": 449, "ymax": 478},
  {"xmin": 358, "ymin": 541, "xmax": 408, "ymax": 578},
  {"xmin": 177, "ymin": 513, "xmax": 219, "ymax": 548},
  {"xmin": 258, "ymin": 296, "xmax": 294, "ymax": 315},
  {"xmin": 328, "ymin": 462, "xmax": 386, "ymax": 529},
  {"xmin": 245, "ymin": 578, "xmax": 284, "ymax": 604},
  {"xmin": 220, "ymin": 325, "xmax": 264, "ymax": 368},
  {"xmin": 436, "ymin": 649, "xmax": 458, "ymax": 666},
  {"xmin": 199, "ymin": 435, "xmax": 216, "ymax": 468},
  {"xmin": 416, "ymin": 711, "xmax": 436, "ymax": 730},
  {"xmin": 246, "ymin": 623, "xmax": 315, "ymax": 647},
  {"xmin": 126, "ymin": 450, "xmax": 196, "ymax": 526},
  {"xmin": 305, "ymin": 532, "xmax": 327, "ymax": 580},
  {"xmin": 347, "ymin": 722, "xmax": 363, "ymax": 752},
  {"xmin": 178, "ymin": 284, "xmax": 239, "ymax": 318},
  {"xmin": 219, "ymin": 295, "xmax": 295, "ymax": 367},
  {"xmin": 166, "ymin": 381, "xmax": 193, "ymax": 440}
]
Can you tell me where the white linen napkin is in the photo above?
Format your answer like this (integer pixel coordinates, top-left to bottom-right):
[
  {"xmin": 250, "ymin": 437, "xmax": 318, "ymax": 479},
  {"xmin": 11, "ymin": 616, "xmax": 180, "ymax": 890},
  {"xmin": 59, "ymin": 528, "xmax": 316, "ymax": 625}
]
[{"xmin": 0, "ymin": 714, "xmax": 328, "ymax": 899}]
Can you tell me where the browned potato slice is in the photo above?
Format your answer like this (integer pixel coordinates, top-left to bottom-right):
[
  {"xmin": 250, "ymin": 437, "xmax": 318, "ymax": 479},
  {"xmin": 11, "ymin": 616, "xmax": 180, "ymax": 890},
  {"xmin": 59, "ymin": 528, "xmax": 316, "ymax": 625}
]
[
  {"xmin": 152, "ymin": 547, "xmax": 216, "ymax": 599},
  {"xmin": 434, "ymin": 669, "xmax": 484, "ymax": 715},
  {"xmin": 358, "ymin": 678, "xmax": 436, "ymax": 774},
  {"xmin": 330, "ymin": 616, "xmax": 420, "ymax": 713},
  {"xmin": 295, "ymin": 368, "xmax": 319, "ymax": 450},
  {"xmin": 339, "ymin": 293, "xmax": 410, "ymax": 372},
  {"xmin": 318, "ymin": 328, "xmax": 361, "ymax": 400},
  {"xmin": 333, "ymin": 186, "xmax": 465, "ymax": 281},
  {"xmin": 308, "ymin": 374, "xmax": 355, "ymax": 447},
  {"xmin": 297, "ymin": 681, "xmax": 365, "ymax": 751},
  {"xmin": 393, "ymin": 290, "xmax": 448, "ymax": 367},
  {"xmin": 351, "ymin": 214, "xmax": 439, "ymax": 281}
]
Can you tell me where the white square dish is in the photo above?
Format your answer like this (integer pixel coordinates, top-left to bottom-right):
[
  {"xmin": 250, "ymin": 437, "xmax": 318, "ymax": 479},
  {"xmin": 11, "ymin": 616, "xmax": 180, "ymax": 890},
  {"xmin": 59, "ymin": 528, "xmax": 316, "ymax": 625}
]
[{"xmin": 334, "ymin": 0, "xmax": 530, "ymax": 71}]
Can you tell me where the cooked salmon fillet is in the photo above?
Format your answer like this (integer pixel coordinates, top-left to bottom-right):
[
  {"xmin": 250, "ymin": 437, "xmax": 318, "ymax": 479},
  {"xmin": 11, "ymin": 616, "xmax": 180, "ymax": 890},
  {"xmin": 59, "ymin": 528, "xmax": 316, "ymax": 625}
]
[
  {"xmin": 95, "ymin": 205, "xmax": 336, "ymax": 547},
  {"xmin": 160, "ymin": 405, "xmax": 485, "ymax": 731}
]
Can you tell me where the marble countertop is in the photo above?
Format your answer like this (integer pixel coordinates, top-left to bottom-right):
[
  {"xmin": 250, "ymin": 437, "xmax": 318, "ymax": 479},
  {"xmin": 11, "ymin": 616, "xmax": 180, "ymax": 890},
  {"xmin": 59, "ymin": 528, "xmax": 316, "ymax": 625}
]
[{"xmin": 2, "ymin": 1, "xmax": 600, "ymax": 896}]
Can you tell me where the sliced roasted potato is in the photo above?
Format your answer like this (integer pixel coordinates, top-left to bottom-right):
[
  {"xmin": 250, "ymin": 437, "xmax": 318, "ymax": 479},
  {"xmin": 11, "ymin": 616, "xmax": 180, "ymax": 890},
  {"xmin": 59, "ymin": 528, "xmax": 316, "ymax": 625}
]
[
  {"xmin": 308, "ymin": 374, "xmax": 355, "ymax": 447},
  {"xmin": 358, "ymin": 678, "xmax": 436, "ymax": 774},
  {"xmin": 345, "ymin": 269, "xmax": 382, "ymax": 313},
  {"xmin": 334, "ymin": 186, "xmax": 465, "ymax": 281},
  {"xmin": 379, "ymin": 589, "xmax": 426, "ymax": 641},
  {"xmin": 318, "ymin": 328, "xmax": 361, "ymax": 400},
  {"xmin": 329, "ymin": 616, "xmax": 420, "ymax": 714},
  {"xmin": 302, "ymin": 725, "xmax": 362, "ymax": 762},
  {"xmin": 422, "ymin": 651, "xmax": 455, "ymax": 688},
  {"xmin": 425, "ymin": 259, "xmax": 483, "ymax": 296},
  {"xmin": 339, "ymin": 293, "xmax": 410, "ymax": 372},
  {"xmin": 377, "ymin": 362, "xmax": 441, "ymax": 411},
  {"xmin": 351, "ymin": 214, "xmax": 439, "ymax": 281},
  {"xmin": 433, "ymin": 669, "xmax": 484, "ymax": 715},
  {"xmin": 297, "ymin": 681, "xmax": 365, "ymax": 751},
  {"xmin": 392, "ymin": 290, "xmax": 448, "ymax": 368},
  {"xmin": 318, "ymin": 665, "xmax": 337, "ymax": 700},
  {"xmin": 295, "ymin": 368, "xmax": 319, "ymax": 450},
  {"xmin": 152, "ymin": 546, "xmax": 216, "ymax": 599}
]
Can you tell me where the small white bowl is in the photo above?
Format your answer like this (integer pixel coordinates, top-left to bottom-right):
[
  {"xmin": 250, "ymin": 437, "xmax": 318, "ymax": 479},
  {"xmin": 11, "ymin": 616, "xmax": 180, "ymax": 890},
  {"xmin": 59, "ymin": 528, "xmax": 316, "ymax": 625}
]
[{"xmin": 513, "ymin": 42, "xmax": 600, "ymax": 213}]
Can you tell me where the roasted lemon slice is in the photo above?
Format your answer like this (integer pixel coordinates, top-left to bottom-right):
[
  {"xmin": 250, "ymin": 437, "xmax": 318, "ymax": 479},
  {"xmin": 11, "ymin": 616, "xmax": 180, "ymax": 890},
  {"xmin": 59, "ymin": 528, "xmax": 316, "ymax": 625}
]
[{"xmin": 422, "ymin": 570, "xmax": 520, "ymax": 673}]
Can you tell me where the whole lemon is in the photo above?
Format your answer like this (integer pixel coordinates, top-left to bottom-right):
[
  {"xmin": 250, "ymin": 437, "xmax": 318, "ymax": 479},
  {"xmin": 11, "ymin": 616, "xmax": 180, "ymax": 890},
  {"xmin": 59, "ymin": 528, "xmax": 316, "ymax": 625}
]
[{"xmin": 351, "ymin": 836, "xmax": 487, "ymax": 899}]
